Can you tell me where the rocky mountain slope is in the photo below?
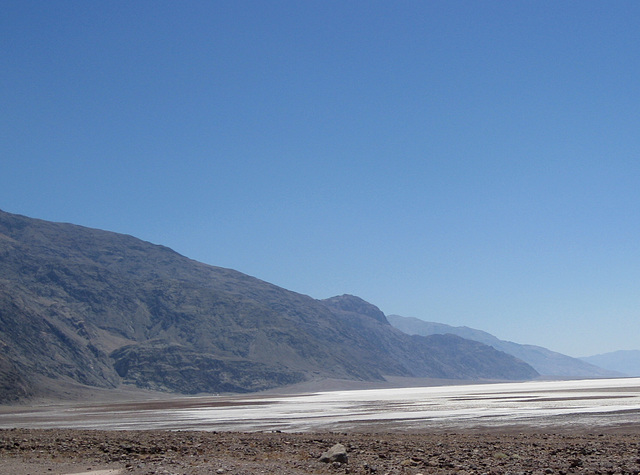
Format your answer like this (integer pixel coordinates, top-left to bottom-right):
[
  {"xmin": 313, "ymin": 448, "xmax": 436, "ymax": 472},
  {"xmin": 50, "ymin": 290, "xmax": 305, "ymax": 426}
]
[
  {"xmin": 387, "ymin": 314, "xmax": 620, "ymax": 378},
  {"xmin": 0, "ymin": 209, "xmax": 538, "ymax": 402}
]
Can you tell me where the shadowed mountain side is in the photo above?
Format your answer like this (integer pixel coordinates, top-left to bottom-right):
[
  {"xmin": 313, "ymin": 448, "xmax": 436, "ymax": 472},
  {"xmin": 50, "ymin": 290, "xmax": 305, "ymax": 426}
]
[
  {"xmin": 387, "ymin": 314, "xmax": 621, "ymax": 378},
  {"xmin": 0, "ymin": 209, "xmax": 538, "ymax": 402}
]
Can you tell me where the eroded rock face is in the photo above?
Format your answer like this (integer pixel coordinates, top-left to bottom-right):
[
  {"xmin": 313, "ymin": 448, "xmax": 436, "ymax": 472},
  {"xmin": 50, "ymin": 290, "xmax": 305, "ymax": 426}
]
[
  {"xmin": 0, "ymin": 356, "xmax": 32, "ymax": 402},
  {"xmin": 319, "ymin": 443, "xmax": 348, "ymax": 464},
  {"xmin": 110, "ymin": 343, "xmax": 305, "ymax": 393}
]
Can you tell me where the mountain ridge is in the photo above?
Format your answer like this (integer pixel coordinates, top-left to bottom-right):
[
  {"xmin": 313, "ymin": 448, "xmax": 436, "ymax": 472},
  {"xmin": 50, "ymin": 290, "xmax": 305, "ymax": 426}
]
[
  {"xmin": 0, "ymin": 209, "xmax": 538, "ymax": 402},
  {"xmin": 387, "ymin": 314, "xmax": 620, "ymax": 378},
  {"xmin": 581, "ymin": 350, "xmax": 640, "ymax": 377}
]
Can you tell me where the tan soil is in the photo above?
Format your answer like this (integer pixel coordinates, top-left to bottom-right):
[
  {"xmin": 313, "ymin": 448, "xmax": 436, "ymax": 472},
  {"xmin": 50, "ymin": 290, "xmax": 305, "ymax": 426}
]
[{"xmin": 2, "ymin": 428, "xmax": 640, "ymax": 474}]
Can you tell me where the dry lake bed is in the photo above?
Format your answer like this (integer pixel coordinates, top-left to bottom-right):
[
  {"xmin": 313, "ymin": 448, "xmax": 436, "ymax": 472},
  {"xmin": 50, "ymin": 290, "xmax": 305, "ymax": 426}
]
[{"xmin": 2, "ymin": 377, "xmax": 640, "ymax": 432}]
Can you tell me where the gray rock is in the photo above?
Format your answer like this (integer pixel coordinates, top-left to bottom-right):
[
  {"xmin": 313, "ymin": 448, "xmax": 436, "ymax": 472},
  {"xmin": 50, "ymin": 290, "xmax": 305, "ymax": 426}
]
[{"xmin": 319, "ymin": 443, "xmax": 348, "ymax": 463}]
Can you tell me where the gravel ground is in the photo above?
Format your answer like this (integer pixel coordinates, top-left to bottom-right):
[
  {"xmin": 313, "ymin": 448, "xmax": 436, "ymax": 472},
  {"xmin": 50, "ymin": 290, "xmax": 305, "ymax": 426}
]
[{"xmin": 2, "ymin": 428, "xmax": 640, "ymax": 474}]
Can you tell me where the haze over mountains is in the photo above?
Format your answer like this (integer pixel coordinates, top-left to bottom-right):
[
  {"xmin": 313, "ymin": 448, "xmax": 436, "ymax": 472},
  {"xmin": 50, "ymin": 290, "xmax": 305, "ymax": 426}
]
[
  {"xmin": 387, "ymin": 315, "xmax": 621, "ymax": 379},
  {"xmin": 580, "ymin": 351, "xmax": 640, "ymax": 377},
  {"xmin": 0, "ymin": 209, "xmax": 621, "ymax": 403}
]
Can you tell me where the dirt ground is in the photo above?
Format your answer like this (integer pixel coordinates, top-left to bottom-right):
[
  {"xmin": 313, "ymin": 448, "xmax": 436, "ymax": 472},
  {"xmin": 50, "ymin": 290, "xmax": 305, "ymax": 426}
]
[{"xmin": 2, "ymin": 427, "xmax": 640, "ymax": 474}]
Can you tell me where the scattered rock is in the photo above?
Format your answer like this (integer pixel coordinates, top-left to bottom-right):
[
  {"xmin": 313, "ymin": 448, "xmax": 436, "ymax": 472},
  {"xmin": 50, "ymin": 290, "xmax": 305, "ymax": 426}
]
[
  {"xmin": 2, "ymin": 428, "xmax": 640, "ymax": 475},
  {"xmin": 319, "ymin": 443, "xmax": 348, "ymax": 463}
]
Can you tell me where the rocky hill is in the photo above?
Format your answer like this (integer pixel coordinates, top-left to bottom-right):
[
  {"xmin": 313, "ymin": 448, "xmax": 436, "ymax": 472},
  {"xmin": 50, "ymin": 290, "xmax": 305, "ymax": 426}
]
[
  {"xmin": 387, "ymin": 314, "xmax": 620, "ymax": 378},
  {"xmin": 0, "ymin": 209, "xmax": 538, "ymax": 402}
]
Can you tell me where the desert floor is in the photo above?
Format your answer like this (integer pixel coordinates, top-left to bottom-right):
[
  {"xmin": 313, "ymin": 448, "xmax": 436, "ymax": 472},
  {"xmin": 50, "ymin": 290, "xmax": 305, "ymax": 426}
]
[{"xmin": 2, "ymin": 426, "xmax": 640, "ymax": 474}]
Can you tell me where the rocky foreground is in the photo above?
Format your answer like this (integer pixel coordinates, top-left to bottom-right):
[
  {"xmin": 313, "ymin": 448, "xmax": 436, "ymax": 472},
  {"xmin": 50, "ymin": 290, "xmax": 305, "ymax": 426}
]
[{"xmin": 2, "ymin": 428, "xmax": 640, "ymax": 474}]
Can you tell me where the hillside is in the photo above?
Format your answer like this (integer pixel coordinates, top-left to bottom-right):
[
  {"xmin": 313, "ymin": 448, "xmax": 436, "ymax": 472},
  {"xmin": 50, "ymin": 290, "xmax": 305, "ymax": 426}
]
[
  {"xmin": 581, "ymin": 350, "xmax": 640, "ymax": 377},
  {"xmin": 0, "ymin": 209, "xmax": 538, "ymax": 402},
  {"xmin": 387, "ymin": 314, "xmax": 620, "ymax": 378}
]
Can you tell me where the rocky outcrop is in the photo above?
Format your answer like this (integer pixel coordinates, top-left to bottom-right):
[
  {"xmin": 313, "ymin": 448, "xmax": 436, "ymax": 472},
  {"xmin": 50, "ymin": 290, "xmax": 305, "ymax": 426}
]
[
  {"xmin": 322, "ymin": 294, "xmax": 389, "ymax": 324},
  {"xmin": 110, "ymin": 342, "xmax": 304, "ymax": 393}
]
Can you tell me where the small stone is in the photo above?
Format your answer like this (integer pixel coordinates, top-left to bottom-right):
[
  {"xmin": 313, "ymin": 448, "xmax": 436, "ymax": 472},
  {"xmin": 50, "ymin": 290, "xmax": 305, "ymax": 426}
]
[{"xmin": 319, "ymin": 443, "xmax": 348, "ymax": 464}]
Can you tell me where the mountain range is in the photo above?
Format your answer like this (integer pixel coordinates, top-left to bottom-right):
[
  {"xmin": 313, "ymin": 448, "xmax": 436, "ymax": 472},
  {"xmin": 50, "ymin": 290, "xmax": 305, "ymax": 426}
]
[
  {"xmin": 0, "ymin": 209, "xmax": 539, "ymax": 402},
  {"xmin": 580, "ymin": 350, "xmax": 640, "ymax": 377},
  {"xmin": 386, "ymin": 315, "xmax": 621, "ymax": 378}
]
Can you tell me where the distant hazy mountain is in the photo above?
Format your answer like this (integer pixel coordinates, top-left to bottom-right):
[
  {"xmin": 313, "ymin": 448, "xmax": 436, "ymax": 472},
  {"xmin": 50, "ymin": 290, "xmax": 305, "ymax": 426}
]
[
  {"xmin": 0, "ymin": 209, "xmax": 538, "ymax": 402},
  {"xmin": 581, "ymin": 350, "xmax": 640, "ymax": 377},
  {"xmin": 387, "ymin": 314, "xmax": 620, "ymax": 378}
]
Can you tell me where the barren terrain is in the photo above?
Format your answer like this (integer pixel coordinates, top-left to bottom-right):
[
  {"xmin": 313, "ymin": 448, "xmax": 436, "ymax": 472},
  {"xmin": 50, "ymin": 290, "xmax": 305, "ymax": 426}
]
[{"xmin": 3, "ymin": 427, "xmax": 640, "ymax": 474}]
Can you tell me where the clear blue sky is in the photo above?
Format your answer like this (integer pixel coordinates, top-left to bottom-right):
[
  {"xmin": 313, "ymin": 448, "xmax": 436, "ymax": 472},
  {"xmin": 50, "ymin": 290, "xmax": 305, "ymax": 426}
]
[{"xmin": 2, "ymin": 1, "xmax": 639, "ymax": 357}]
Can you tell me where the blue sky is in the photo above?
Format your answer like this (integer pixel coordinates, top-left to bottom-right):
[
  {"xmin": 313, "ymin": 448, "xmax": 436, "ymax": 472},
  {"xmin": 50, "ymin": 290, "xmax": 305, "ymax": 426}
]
[{"xmin": 2, "ymin": 1, "xmax": 639, "ymax": 357}]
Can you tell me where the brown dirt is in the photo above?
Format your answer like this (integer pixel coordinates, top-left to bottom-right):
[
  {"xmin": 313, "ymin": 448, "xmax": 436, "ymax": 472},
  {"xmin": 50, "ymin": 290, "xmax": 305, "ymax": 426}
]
[{"xmin": 2, "ymin": 428, "xmax": 640, "ymax": 474}]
